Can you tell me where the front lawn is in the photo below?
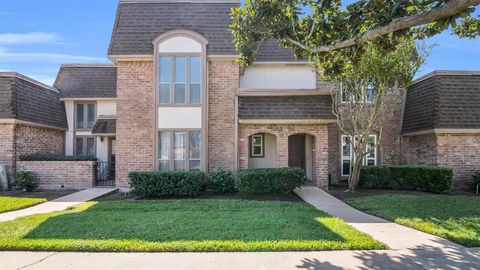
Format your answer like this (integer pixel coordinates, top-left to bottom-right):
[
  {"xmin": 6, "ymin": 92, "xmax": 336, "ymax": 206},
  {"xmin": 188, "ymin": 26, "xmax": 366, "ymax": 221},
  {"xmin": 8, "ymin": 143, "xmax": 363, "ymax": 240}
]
[
  {"xmin": 0, "ymin": 199, "xmax": 386, "ymax": 252},
  {"xmin": 0, "ymin": 197, "xmax": 47, "ymax": 213},
  {"xmin": 345, "ymin": 194, "xmax": 480, "ymax": 247}
]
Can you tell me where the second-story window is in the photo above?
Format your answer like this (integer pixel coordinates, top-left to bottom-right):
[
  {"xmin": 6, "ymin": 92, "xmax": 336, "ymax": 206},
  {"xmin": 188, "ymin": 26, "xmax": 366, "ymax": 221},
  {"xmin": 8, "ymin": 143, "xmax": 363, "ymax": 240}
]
[
  {"xmin": 76, "ymin": 103, "xmax": 95, "ymax": 130},
  {"xmin": 159, "ymin": 55, "xmax": 201, "ymax": 105}
]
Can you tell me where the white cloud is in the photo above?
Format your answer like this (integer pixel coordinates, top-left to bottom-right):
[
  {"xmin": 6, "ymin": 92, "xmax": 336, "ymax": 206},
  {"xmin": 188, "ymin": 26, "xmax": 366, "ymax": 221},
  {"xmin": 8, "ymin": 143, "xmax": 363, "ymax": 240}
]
[
  {"xmin": 0, "ymin": 32, "xmax": 62, "ymax": 45},
  {"xmin": 0, "ymin": 47, "xmax": 108, "ymax": 63}
]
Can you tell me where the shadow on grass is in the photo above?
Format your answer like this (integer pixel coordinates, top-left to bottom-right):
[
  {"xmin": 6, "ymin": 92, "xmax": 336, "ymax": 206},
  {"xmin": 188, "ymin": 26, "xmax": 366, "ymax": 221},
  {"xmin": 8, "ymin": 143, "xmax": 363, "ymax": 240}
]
[{"xmin": 24, "ymin": 200, "xmax": 347, "ymax": 243}]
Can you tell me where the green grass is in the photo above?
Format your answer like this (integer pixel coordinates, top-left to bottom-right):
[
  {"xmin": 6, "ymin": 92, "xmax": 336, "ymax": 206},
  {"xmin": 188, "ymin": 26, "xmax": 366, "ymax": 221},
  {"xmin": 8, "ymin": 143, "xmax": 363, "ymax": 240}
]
[
  {"xmin": 0, "ymin": 199, "xmax": 385, "ymax": 252},
  {"xmin": 0, "ymin": 196, "xmax": 47, "ymax": 213},
  {"xmin": 345, "ymin": 194, "xmax": 480, "ymax": 247}
]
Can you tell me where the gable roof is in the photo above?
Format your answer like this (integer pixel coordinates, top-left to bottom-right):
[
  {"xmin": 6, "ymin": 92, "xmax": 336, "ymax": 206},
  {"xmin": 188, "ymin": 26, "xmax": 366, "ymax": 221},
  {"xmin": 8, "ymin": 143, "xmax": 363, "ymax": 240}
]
[
  {"xmin": 0, "ymin": 73, "xmax": 67, "ymax": 129},
  {"xmin": 107, "ymin": 0, "xmax": 299, "ymax": 61},
  {"xmin": 54, "ymin": 65, "xmax": 117, "ymax": 99},
  {"xmin": 402, "ymin": 71, "xmax": 480, "ymax": 134}
]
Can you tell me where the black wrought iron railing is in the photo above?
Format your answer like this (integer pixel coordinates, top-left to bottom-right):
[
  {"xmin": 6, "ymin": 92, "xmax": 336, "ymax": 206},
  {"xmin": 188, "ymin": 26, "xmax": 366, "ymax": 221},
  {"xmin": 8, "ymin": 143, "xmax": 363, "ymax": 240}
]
[{"xmin": 96, "ymin": 161, "xmax": 115, "ymax": 186}]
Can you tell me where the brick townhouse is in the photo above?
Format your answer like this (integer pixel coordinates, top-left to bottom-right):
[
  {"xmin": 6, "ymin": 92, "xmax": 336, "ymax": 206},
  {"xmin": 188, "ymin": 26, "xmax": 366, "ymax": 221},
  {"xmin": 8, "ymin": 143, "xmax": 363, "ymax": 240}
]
[{"xmin": 0, "ymin": 0, "xmax": 479, "ymax": 190}]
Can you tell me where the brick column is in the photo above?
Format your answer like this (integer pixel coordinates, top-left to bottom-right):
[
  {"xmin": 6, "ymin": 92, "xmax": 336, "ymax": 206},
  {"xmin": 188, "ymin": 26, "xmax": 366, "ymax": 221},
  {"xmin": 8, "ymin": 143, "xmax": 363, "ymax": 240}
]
[
  {"xmin": 276, "ymin": 135, "xmax": 288, "ymax": 167},
  {"xmin": 314, "ymin": 126, "xmax": 329, "ymax": 189},
  {"xmin": 116, "ymin": 61, "xmax": 155, "ymax": 188}
]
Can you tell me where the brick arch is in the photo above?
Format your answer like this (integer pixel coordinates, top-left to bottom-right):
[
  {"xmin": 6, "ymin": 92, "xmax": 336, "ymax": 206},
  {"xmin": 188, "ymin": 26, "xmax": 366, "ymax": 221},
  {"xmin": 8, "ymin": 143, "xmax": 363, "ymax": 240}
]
[
  {"xmin": 246, "ymin": 130, "xmax": 279, "ymax": 138},
  {"xmin": 286, "ymin": 131, "xmax": 317, "ymax": 138}
]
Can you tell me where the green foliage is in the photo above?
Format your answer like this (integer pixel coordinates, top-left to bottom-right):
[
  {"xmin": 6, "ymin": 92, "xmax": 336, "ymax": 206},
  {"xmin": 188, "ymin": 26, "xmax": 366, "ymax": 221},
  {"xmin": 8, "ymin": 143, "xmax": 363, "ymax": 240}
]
[
  {"xmin": 231, "ymin": 0, "xmax": 478, "ymax": 77},
  {"xmin": 0, "ymin": 200, "xmax": 386, "ymax": 252},
  {"xmin": 128, "ymin": 171, "xmax": 205, "ymax": 198},
  {"xmin": 20, "ymin": 154, "xmax": 97, "ymax": 161},
  {"xmin": 207, "ymin": 169, "xmax": 237, "ymax": 194},
  {"xmin": 359, "ymin": 165, "xmax": 453, "ymax": 193},
  {"xmin": 346, "ymin": 194, "xmax": 480, "ymax": 247},
  {"xmin": 236, "ymin": 167, "xmax": 307, "ymax": 194},
  {"xmin": 453, "ymin": 15, "xmax": 480, "ymax": 38},
  {"xmin": 0, "ymin": 196, "xmax": 46, "ymax": 213},
  {"xmin": 13, "ymin": 171, "xmax": 38, "ymax": 192}
]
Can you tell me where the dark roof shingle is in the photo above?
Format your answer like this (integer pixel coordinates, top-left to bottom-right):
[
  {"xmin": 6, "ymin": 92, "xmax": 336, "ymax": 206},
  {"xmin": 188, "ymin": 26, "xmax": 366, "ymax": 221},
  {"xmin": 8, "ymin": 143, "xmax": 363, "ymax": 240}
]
[
  {"xmin": 54, "ymin": 65, "xmax": 117, "ymax": 99},
  {"xmin": 402, "ymin": 72, "xmax": 480, "ymax": 133},
  {"xmin": 238, "ymin": 95, "xmax": 335, "ymax": 120},
  {"xmin": 0, "ymin": 73, "xmax": 67, "ymax": 129},
  {"xmin": 92, "ymin": 118, "xmax": 116, "ymax": 134}
]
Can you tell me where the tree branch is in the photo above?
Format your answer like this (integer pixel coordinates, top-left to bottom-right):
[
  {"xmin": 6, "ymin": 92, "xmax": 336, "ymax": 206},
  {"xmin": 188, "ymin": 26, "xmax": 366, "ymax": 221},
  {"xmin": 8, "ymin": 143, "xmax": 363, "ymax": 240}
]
[{"xmin": 292, "ymin": 0, "xmax": 480, "ymax": 53}]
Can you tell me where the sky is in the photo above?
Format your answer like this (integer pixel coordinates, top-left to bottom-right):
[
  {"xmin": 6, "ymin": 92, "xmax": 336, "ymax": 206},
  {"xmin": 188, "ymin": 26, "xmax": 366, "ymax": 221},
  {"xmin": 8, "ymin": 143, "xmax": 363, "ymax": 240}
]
[{"xmin": 0, "ymin": 0, "xmax": 479, "ymax": 86}]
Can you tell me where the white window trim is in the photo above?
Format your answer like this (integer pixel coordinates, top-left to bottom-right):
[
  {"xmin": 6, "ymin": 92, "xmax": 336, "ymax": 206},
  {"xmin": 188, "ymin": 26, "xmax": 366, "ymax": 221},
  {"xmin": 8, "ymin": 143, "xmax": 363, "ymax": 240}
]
[
  {"xmin": 341, "ymin": 134, "xmax": 377, "ymax": 177},
  {"xmin": 340, "ymin": 82, "xmax": 374, "ymax": 104},
  {"xmin": 158, "ymin": 130, "xmax": 202, "ymax": 171},
  {"xmin": 250, "ymin": 134, "xmax": 264, "ymax": 157}
]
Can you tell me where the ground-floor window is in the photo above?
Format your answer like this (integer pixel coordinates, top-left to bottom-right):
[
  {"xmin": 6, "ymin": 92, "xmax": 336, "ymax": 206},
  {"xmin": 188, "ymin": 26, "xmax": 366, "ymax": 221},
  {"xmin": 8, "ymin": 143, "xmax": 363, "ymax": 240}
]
[
  {"xmin": 158, "ymin": 130, "xmax": 201, "ymax": 171},
  {"xmin": 75, "ymin": 136, "xmax": 95, "ymax": 157},
  {"xmin": 341, "ymin": 134, "xmax": 377, "ymax": 176},
  {"xmin": 250, "ymin": 134, "xmax": 264, "ymax": 157}
]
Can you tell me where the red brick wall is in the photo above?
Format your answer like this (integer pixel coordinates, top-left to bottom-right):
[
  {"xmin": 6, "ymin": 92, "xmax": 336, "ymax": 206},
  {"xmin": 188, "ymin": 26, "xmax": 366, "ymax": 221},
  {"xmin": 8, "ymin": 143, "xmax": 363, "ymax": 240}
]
[
  {"xmin": 208, "ymin": 61, "xmax": 239, "ymax": 171},
  {"xmin": 378, "ymin": 89, "xmax": 404, "ymax": 165},
  {"xmin": 15, "ymin": 125, "xmax": 64, "ymax": 156},
  {"xmin": 328, "ymin": 124, "xmax": 340, "ymax": 185},
  {"xmin": 17, "ymin": 161, "xmax": 95, "ymax": 189},
  {"xmin": 238, "ymin": 124, "xmax": 329, "ymax": 188},
  {"xmin": 0, "ymin": 124, "xmax": 15, "ymax": 177},
  {"xmin": 436, "ymin": 134, "xmax": 480, "ymax": 190},
  {"xmin": 402, "ymin": 134, "xmax": 437, "ymax": 165},
  {"xmin": 116, "ymin": 61, "xmax": 155, "ymax": 187}
]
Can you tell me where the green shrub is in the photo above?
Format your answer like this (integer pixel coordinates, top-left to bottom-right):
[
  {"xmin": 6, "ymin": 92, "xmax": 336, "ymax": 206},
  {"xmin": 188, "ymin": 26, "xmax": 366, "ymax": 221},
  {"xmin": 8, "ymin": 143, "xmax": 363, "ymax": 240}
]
[
  {"xmin": 128, "ymin": 171, "xmax": 205, "ymax": 198},
  {"xmin": 13, "ymin": 171, "xmax": 38, "ymax": 192},
  {"xmin": 472, "ymin": 170, "xmax": 480, "ymax": 188},
  {"xmin": 236, "ymin": 167, "xmax": 307, "ymax": 194},
  {"xmin": 20, "ymin": 154, "xmax": 97, "ymax": 161},
  {"xmin": 208, "ymin": 169, "xmax": 237, "ymax": 194},
  {"xmin": 359, "ymin": 165, "xmax": 453, "ymax": 193}
]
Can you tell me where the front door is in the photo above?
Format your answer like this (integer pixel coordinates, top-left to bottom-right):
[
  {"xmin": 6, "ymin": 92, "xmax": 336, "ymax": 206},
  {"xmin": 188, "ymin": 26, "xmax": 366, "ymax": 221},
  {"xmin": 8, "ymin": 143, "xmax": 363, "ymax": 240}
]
[{"xmin": 288, "ymin": 134, "xmax": 306, "ymax": 169}]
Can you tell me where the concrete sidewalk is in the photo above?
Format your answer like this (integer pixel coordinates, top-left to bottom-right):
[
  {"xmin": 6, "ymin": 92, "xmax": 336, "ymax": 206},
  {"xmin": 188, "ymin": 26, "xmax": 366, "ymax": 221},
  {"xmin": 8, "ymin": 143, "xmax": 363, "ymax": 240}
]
[
  {"xmin": 295, "ymin": 187, "xmax": 480, "ymax": 270},
  {"xmin": 0, "ymin": 188, "xmax": 117, "ymax": 222}
]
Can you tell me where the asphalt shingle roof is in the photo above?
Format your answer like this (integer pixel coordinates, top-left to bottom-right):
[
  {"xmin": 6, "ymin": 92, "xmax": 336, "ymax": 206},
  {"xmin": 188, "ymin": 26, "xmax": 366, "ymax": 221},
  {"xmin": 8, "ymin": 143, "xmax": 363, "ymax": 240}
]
[
  {"xmin": 92, "ymin": 118, "xmax": 116, "ymax": 134},
  {"xmin": 108, "ymin": 0, "xmax": 298, "ymax": 61},
  {"xmin": 54, "ymin": 65, "xmax": 117, "ymax": 99},
  {"xmin": 238, "ymin": 95, "xmax": 335, "ymax": 120},
  {"xmin": 0, "ymin": 73, "xmax": 67, "ymax": 129},
  {"xmin": 402, "ymin": 72, "xmax": 480, "ymax": 133}
]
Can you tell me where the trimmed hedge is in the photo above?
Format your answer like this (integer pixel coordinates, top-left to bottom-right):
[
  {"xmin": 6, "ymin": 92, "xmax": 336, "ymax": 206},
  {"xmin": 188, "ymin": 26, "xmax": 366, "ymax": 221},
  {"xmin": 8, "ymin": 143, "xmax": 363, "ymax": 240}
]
[
  {"xmin": 20, "ymin": 154, "xmax": 97, "ymax": 161},
  {"xmin": 359, "ymin": 165, "xmax": 453, "ymax": 193},
  {"xmin": 236, "ymin": 167, "xmax": 307, "ymax": 194},
  {"xmin": 208, "ymin": 169, "xmax": 237, "ymax": 194},
  {"xmin": 128, "ymin": 171, "xmax": 205, "ymax": 198}
]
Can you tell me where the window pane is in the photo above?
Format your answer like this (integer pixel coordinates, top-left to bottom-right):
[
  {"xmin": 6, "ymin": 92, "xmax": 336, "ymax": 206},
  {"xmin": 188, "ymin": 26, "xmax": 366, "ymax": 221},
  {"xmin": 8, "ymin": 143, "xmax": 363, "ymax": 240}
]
[
  {"xmin": 189, "ymin": 56, "xmax": 201, "ymax": 83},
  {"xmin": 159, "ymin": 84, "xmax": 170, "ymax": 104},
  {"xmin": 159, "ymin": 161, "xmax": 169, "ymax": 171},
  {"xmin": 159, "ymin": 57, "xmax": 171, "ymax": 83},
  {"xmin": 253, "ymin": 146, "xmax": 262, "ymax": 155},
  {"xmin": 86, "ymin": 138, "xmax": 95, "ymax": 157},
  {"xmin": 342, "ymin": 137, "xmax": 351, "ymax": 157},
  {"xmin": 87, "ymin": 104, "xmax": 95, "ymax": 129},
  {"xmin": 342, "ymin": 160, "xmax": 350, "ymax": 175},
  {"xmin": 252, "ymin": 136, "xmax": 262, "ymax": 145},
  {"xmin": 189, "ymin": 160, "xmax": 201, "ymax": 171},
  {"xmin": 174, "ymin": 160, "xmax": 185, "ymax": 171},
  {"xmin": 75, "ymin": 138, "xmax": 84, "ymax": 156},
  {"xmin": 189, "ymin": 84, "xmax": 201, "ymax": 104},
  {"xmin": 174, "ymin": 57, "xmax": 186, "ymax": 83},
  {"xmin": 174, "ymin": 132, "xmax": 186, "ymax": 160},
  {"xmin": 367, "ymin": 159, "xmax": 375, "ymax": 166},
  {"xmin": 76, "ymin": 104, "xmax": 84, "ymax": 129},
  {"xmin": 174, "ymin": 84, "xmax": 186, "ymax": 104},
  {"xmin": 366, "ymin": 84, "xmax": 374, "ymax": 102},
  {"xmin": 159, "ymin": 132, "xmax": 170, "ymax": 160},
  {"xmin": 189, "ymin": 131, "xmax": 201, "ymax": 159}
]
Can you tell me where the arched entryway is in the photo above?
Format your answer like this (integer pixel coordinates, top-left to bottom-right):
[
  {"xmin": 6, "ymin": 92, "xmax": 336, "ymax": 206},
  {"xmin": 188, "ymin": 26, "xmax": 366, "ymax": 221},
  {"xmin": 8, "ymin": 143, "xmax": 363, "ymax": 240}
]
[{"xmin": 288, "ymin": 133, "xmax": 314, "ymax": 181}]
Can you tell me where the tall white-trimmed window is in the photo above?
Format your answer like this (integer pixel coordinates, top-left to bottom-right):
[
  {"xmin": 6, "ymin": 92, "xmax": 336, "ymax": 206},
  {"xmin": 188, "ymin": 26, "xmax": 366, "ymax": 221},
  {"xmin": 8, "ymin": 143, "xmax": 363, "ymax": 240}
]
[
  {"xmin": 158, "ymin": 130, "xmax": 201, "ymax": 171},
  {"xmin": 250, "ymin": 134, "xmax": 264, "ymax": 157},
  {"xmin": 341, "ymin": 134, "xmax": 377, "ymax": 176},
  {"xmin": 158, "ymin": 55, "xmax": 201, "ymax": 105},
  {"xmin": 75, "ymin": 103, "xmax": 95, "ymax": 130}
]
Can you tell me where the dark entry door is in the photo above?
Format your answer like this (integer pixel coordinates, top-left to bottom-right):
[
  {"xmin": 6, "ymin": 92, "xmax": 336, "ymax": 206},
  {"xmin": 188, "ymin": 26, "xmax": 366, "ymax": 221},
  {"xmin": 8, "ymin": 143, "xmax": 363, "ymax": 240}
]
[{"xmin": 288, "ymin": 134, "xmax": 305, "ymax": 169}]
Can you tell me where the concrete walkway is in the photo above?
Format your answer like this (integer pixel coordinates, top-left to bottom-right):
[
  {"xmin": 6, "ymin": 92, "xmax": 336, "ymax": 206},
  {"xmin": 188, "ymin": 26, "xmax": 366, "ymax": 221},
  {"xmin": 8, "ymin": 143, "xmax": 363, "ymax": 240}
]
[
  {"xmin": 295, "ymin": 187, "xmax": 480, "ymax": 270},
  {"xmin": 0, "ymin": 188, "xmax": 117, "ymax": 222}
]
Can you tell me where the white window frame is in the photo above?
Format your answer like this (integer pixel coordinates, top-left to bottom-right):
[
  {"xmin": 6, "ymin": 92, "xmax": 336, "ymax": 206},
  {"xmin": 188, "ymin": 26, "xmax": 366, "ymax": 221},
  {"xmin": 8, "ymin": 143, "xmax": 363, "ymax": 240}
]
[
  {"xmin": 250, "ymin": 134, "xmax": 264, "ymax": 158},
  {"xmin": 75, "ymin": 102, "xmax": 96, "ymax": 130},
  {"xmin": 158, "ymin": 130, "xmax": 201, "ymax": 171},
  {"xmin": 340, "ymin": 82, "xmax": 374, "ymax": 104},
  {"xmin": 341, "ymin": 134, "xmax": 377, "ymax": 177}
]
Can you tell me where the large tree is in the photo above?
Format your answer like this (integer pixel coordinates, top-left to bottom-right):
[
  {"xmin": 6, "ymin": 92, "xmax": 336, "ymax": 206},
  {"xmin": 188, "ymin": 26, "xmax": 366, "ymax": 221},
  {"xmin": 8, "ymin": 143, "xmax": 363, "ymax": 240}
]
[{"xmin": 231, "ymin": 0, "xmax": 478, "ymax": 191}]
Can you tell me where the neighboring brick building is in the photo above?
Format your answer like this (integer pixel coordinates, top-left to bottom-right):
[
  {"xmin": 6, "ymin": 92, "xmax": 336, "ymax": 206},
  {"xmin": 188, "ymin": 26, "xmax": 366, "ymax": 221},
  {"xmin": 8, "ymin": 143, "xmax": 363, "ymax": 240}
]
[
  {"xmin": 0, "ymin": 73, "xmax": 67, "ymax": 179},
  {"xmin": 2, "ymin": 0, "xmax": 480, "ymax": 191}
]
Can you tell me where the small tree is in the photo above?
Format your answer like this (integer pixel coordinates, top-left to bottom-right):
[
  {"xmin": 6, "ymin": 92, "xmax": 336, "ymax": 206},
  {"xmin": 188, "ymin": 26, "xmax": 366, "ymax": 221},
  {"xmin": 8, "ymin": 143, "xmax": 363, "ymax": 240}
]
[{"xmin": 330, "ymin": 40, "xmax": 427, "ymax": 191}]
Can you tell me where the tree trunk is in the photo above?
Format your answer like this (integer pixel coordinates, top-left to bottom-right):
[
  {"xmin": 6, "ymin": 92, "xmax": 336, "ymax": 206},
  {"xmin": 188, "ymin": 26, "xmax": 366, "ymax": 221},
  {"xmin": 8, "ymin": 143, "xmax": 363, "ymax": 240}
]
[{"xmin": 348, "ymin": 150, "xmax": 365, "ymax": 192}]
